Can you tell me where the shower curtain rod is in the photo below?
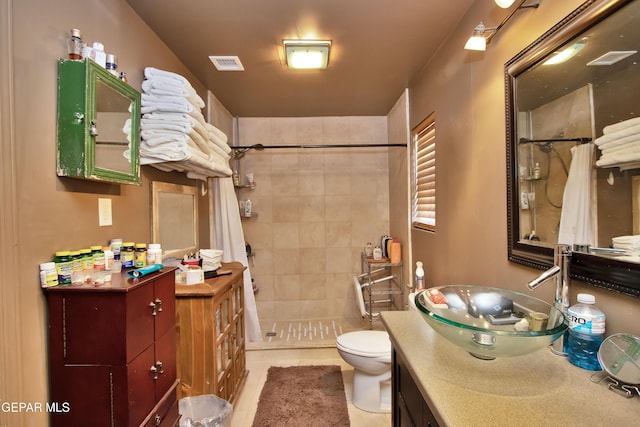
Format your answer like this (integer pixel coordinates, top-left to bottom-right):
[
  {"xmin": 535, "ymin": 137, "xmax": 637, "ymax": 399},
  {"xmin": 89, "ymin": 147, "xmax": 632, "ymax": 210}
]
[
  {"xmin": 519, "ymin": 137, "xmax": 592, "ymax": 144},
  {"xmin": 230, "ymin": 143, "xmax": 407, "ymax": 150}
]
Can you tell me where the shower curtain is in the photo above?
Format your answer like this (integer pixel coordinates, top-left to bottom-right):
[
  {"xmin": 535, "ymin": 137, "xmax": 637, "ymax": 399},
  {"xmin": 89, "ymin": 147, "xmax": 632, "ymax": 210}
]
[
  {"xmin": 558, "ymin": 143, "xmax": 595, "ymax": 246},
  {"xmin": 211, "ymin": 177, "xmax": 262, "ymax": 342}
]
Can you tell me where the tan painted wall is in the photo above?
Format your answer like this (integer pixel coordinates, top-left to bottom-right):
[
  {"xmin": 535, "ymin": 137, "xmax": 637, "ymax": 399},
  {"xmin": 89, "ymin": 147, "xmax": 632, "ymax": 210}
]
[
  {"xmin": 409, "ymin": 0, "xmax": 640, "ymax": 337},
  {"xmin": 1, "ymin": 0, "xmax": 223, "ymax": 425}
]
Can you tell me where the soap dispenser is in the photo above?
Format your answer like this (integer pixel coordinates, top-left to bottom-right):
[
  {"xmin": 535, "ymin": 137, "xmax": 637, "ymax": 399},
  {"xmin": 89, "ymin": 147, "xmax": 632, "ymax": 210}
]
[{"xmin": 415, "ymin": 261, "xmax": 425, "ymax": 291}]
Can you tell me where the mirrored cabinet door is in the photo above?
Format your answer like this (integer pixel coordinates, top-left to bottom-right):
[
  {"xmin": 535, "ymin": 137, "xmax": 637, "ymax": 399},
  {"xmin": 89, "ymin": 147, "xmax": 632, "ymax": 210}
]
[{"xmin": 57, "ymin": 59, "xmax": 141, "ymax": 185}]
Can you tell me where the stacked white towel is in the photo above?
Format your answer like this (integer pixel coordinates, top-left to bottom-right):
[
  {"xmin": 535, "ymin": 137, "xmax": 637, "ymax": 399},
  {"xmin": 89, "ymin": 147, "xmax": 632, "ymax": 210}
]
[
  {"xmin": 612, "ymin": 235, "xmax": 640, "ymax": 256},
  {"xmin": 134, "ymin": 67, "xmax": 232, "ymax": 180},
  {"xmin": 595, "ymin": 117, "xmax": 640, "ymax": 170},
  {"xmin": 199, "ymin": 249, "xmax": 224, "ymax": 272}
]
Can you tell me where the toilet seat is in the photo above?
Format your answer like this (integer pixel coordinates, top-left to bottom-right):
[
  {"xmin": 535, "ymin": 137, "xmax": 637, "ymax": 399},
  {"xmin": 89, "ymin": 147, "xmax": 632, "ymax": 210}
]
[{"xmin": 337, "ymin": 331, "xmax": 390, "ymax": 357}]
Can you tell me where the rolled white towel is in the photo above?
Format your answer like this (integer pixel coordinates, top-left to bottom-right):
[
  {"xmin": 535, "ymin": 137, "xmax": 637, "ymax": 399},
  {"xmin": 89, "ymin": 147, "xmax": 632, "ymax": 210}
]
[
  {"xmin": 603, "ymin": 117, "xmax": 640, "ymax": 135},
  {"xmin": 206, "ymin": 122, "xmax": 229, "ymax": 144},
  {"xmin": 144, "ymin": 67, "xmax": 191, "ymax": 87},
  {"xmin": 595, "ymin": 123, "xmax": 640, "ymax": 146},
  {"xmin": 141, "ymin": 103, "xmax": 193, "ymax": 115},
  {"xmin": 596, "ymin": 149, "xmax": 640, "ymax": 167},
  {"xmin": 142, "ymin": 77, "xmax": 201, "ymax": 100},
  {"xmin": 598, "ymin": 136, "xmax": 640, "ymax": 154}
]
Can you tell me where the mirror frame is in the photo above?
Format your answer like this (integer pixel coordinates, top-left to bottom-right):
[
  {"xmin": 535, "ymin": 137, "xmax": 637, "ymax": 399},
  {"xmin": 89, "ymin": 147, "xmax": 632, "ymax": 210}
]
[
  {"xmin": 505, "ymin": 0, "xmax": 640, "ymax": 298},
  {"xmin": 151, "ymin": 181, "xmax": 198, "ymax": 259}
]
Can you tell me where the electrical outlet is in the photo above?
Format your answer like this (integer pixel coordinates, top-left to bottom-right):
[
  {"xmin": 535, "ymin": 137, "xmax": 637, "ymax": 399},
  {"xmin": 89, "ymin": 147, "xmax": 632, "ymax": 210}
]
[{"xmin": 98, "ymin": 198, "xmax": 112, "ymax": 226}]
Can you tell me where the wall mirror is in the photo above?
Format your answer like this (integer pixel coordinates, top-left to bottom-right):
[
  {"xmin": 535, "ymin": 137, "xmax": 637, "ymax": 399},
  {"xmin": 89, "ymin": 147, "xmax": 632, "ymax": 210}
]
[
  {"xmin": 152, "ymin": 181, "xmax": 198, "ymax": 259},
  {"xmin": 506, "ymin": 0, "xmax": 640, "ymax": 297},
  {"xmin": 57, "ymin": 59, "xmax": 141, "ymax": 185}
]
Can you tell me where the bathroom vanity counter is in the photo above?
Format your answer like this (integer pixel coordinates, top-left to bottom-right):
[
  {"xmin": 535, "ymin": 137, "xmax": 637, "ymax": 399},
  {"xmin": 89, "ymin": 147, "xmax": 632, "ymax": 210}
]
[{"xmin": 382, "ymin": 311, "xmax": 640, "ymax": 426}]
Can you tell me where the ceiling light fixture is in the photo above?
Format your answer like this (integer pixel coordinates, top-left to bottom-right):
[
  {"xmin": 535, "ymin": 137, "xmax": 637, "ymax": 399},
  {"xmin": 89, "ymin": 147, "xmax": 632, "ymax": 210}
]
[
  {"xmin": 495, "ymin": 0, "xmax": 516, "ymax": 8},
  {"xmin": 464, "ymin": 0, "xmax": 541, "ymax": 51},
  {"xmin": 283, "ymin": 39, "xmax": 331, "ymax": 69}
]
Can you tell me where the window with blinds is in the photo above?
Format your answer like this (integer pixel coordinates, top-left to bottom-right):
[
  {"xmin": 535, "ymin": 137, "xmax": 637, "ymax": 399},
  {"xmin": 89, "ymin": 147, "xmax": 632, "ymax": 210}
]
[{"xmin": 412, "ymin": 114, "xmax": 436, "ymax": 231}]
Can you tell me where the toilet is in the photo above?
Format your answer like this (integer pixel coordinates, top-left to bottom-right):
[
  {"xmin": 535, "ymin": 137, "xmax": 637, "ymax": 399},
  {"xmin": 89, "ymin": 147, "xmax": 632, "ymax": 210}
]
[
  {"xmin": 337, "ymin": 292, "xmax": 421, "ymax": 413},
  {"xmin": 336, "ymin": 330, "xmax": 392, "ymax": 413}
]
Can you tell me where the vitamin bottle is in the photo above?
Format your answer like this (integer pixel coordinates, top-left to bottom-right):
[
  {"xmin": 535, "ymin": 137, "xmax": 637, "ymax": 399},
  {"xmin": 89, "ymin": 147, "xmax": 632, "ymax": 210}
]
[
  {"xmin": 121, "ymin": 242, "xmax": 135, "ymax": 268},
  {"xmin": 91, "ymin": 245, "xmax": 106, "ymax": 271},
  {"xmin": 53, "ymin": 251, "xmax": 73, "ymax": 285},
  {"xmin": 80, "ymin": 248, "xmax": 93, "ymax": 271},
  {"xmin": 70, "ymin": 250, "xmax": 84, "ymax": 285},
  {"xmin": 134, "ymin": 243, "xmax": 147, "ymax": 268},
  {"xmin": 147, "ymin": 243, "xmax": 163, "ymax": 265},
  {"xmin": 40, "ymin": 262, "xmax": 59, "ymax": 288},
  {"xmin": 110, "ymin": 238, "xmax": 123, "ymax": 260}
]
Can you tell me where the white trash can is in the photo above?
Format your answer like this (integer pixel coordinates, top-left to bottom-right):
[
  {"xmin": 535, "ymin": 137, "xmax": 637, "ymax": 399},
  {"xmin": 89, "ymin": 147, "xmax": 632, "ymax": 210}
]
[{"xmin": 179, "ymin": 394, "xmax": 233, "ymax": 427}]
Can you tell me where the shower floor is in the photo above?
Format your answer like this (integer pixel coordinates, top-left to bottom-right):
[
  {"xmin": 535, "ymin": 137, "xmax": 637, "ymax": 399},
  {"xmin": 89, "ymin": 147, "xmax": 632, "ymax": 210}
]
[{"xmin": 247, "ymin": 317, "xmax": 380, "ymax": 350}]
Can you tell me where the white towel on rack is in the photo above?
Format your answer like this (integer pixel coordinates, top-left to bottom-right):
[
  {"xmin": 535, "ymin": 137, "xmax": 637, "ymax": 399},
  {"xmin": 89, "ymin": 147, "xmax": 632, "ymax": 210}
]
[
  {"xmin": 603, "ymin": 117, "xmax": 640, "ymax": 135},
  {"xmin": 558, "ymin": 143, "xmax": 595, "ymax": 246},
  {"xmin": 595, "ymin": 123, "xmax": 640, "ymax": 147},
  {"xmin": 144, "ymin": 67, "xmax": 191, "ymax": 86}
]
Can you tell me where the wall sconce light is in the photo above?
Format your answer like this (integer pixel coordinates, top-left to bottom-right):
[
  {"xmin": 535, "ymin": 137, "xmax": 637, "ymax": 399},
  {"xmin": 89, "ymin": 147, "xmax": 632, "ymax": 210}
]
[
  {"xmin": 283, "ymin": 40, "xmax": 331, "ymax": 69},
  {"xmin": 495, "ymin": 0, "xmax": 516, "ymax": 8},
  {"xmin": 464, "ymin": 0, "xmax": 541, "ymax": 51}
]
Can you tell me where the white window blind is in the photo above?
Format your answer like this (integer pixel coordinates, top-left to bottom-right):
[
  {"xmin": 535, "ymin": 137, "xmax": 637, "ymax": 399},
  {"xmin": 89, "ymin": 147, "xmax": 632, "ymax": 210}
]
[{"xmin": 412, "ymin": 115, "xmax": 436, "ymax": 231}]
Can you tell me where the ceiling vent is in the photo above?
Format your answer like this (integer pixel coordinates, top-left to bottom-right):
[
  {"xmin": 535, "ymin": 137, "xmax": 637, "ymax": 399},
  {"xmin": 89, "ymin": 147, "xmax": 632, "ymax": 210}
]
[
  {"xmin": 209, "ymin": 56, "xmax": 245, "ymax": 71},
  {"xmin": 587, "ymin": 50, "xmax": 637, "ymax": 66}
]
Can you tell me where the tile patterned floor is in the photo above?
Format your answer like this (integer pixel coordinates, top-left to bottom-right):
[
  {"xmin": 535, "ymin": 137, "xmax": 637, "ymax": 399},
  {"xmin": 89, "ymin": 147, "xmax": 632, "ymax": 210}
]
[
  {"xmin": 230, "ymin": 347, "xmax": 392, "ymax": 427},
  {"xmin": 247, "ymin": 317, "xmax": 385, "ymax": 350}
]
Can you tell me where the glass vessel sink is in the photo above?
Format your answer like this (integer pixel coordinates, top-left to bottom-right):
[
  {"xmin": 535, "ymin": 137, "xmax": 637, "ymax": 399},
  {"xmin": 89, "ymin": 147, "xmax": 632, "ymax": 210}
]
[{"xmin": 415, "ymin": 285, "xmax": 567, "ymax": 360}]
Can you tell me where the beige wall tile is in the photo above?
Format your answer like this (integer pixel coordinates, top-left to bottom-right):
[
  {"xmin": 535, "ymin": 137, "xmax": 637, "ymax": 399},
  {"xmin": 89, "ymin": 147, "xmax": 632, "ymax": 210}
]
[
  {"xmin": 274, "ymin": 274, "xmax": 301, "ymax": 300},
  {"xmin": 299, "ymin": 222, "xmax": 326, "ymax": 248},
  {"xmin": 272, "ymin": 223, "xmax": 299, "ymax": 248},
  {"xmin": 273, "ymin": 248, "xmax": 300, "ymax": 274},
  {"xmin": 239, "ymin": 115, "xmax": 391, "ymax": 324},
  {"xmin": 325, "ymin": 221, "xmax": 352, "ymax": 247},
  {"xmin": 299, "ymin": 196, "xmax": 325, "ymax": 222},
  {"xmin": 299, "ymin": 248, "xmax": 327, "ymax": 274}
]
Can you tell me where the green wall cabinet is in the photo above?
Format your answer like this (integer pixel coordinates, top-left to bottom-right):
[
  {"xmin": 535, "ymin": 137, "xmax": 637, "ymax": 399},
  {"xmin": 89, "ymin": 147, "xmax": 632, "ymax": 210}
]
[{"xmin": 57, "ymin": 59, "xmax": 141, "ymax": 185}]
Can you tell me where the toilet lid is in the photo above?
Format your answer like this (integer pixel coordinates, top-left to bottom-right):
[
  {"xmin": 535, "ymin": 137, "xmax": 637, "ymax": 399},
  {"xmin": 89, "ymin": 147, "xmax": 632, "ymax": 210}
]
[{"xmin": 337, "ymin": 331, "xmax": 390, "ymax": 357}]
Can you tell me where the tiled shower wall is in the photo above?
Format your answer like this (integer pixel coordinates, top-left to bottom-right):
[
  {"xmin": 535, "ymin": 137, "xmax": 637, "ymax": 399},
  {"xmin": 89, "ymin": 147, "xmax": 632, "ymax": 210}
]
[{"xmin": 235, "ymin": 116, "xmax": 391, "ymax": 325}]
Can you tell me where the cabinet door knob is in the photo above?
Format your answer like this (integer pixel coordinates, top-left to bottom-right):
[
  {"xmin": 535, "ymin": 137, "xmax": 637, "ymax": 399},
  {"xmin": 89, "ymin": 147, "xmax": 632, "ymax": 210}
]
[
  {"xmin": 149, "ymin": 301, "xmax": 158, "ymax": 316},
  {"xmin": 154, "ymin": 414, "xmax": 162, "ymax": 426},
  {"xmin": 154, "ymin": 298, "xmax": 163, "ymax": 313},
  {"xmin": 155, "ymin": 360, "xmax": 164, "ymax": 374},
  {"xmin": 150, "ymin": 365, "xmax": 159, "ymax": 380},
  {"xmin": 89, "ymin": 120, "xmax": 98, "ymax": 137}
]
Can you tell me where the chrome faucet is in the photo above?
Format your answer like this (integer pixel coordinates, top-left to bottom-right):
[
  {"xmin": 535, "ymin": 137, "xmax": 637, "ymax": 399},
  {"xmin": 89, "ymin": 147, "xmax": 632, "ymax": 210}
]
[{"xmin": 527, "ymin": 243, "xmax": 571, "ymax": 355}]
